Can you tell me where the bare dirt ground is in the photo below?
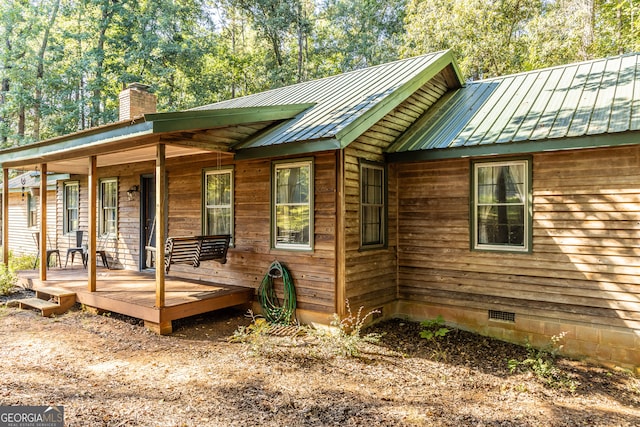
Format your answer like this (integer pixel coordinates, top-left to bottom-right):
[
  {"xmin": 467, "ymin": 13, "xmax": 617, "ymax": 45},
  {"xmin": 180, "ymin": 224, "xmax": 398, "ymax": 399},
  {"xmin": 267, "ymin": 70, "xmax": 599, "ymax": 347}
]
[{"xmin": 1, "ymin": 290, "xmax": 639, "ymax": 427}]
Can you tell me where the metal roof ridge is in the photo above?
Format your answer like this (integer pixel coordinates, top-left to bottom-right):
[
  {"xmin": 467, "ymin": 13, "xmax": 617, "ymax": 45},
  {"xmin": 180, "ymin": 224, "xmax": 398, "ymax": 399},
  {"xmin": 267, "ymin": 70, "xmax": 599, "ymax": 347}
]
[
  {"xmin": 472, "ymin": 52, "xmax": 640, "ymax": 84},
  {"xmin": 194, "ymin": 51, "xmax": 452, "ymax": 110}
]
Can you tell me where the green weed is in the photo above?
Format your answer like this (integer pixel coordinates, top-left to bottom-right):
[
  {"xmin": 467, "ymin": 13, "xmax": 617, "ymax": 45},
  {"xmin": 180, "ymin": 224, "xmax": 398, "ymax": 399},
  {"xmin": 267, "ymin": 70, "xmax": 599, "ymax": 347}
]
[
  {"xmin": 508, "ymin": 332, "xmax": 579, "ymax": 392},
  {"xmin": 419, "ymin": 315, "xmax": 450, "ymax": 341}
]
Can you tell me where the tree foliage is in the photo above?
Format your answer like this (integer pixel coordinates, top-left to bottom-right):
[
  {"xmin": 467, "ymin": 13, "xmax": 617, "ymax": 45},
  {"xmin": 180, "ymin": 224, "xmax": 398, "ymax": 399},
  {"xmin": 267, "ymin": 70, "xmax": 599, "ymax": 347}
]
[{"xmin": 0, "ymin": 0, "xmax": 638, "ymax": 147}]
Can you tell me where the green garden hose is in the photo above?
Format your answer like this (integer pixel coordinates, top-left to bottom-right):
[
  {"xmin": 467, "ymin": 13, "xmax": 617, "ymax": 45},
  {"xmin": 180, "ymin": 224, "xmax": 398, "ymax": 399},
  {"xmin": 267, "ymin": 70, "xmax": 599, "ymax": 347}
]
[{"xmin": 258, "ymin": 260, "xmax": 297, "ymax": 324}]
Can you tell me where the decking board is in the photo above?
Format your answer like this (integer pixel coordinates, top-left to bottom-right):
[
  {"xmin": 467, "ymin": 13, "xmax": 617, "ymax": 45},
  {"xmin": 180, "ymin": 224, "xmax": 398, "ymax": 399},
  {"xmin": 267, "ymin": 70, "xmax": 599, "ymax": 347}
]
[{"xmin": 16, "ymin": 268, "xmax": 254, "ymax": 329}]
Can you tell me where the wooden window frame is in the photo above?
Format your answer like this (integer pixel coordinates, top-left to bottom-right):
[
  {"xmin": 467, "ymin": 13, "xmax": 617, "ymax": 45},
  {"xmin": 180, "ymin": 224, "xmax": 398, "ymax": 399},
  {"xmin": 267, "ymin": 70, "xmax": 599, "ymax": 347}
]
[
  {"xmin": 271, "ymin": 159, "xmax": 314, "ymax": 251},
  {"xmin": 27, "ymin": 193, "xmax": 37, "ymax": 228},
  {"xmin": 99, "ymin": 177, "xmax": 118, "ymax": 237},
  {"xmin": 359, "ymin": 161, "xmax": 386, "ymax": 249},
  {"xmin": 202, "ymin": 167, "xmax": 234, "ymax": 243},
  {"xmin": 63, "ymin": 181, "xmax": 79, "ymax": 235},
  {"xmin": 471, "ymin": 158, "xmax": 532, "ymax": 253}
]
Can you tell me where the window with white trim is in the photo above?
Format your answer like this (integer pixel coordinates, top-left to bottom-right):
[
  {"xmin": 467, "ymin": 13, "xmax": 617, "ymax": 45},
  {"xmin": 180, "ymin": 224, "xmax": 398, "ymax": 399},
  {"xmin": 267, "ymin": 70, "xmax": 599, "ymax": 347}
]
[
  {"xmin": 473, "ymin": 159, "xmax": 529, "ymax": 251},
  {"xmin": 360, "ymin": 162, "xmax": 385, "ymax": 248},
  {"xmin": 63, "ymin": 181, "xmax": 79, "ymax": 234},
  {"xmin": 27, "ymin": 194, "xmax": 37, "ymax": 228},
  {"xmin": 273, "ymin": 160, "xmax": 313, "ymax": 249},
  {"xmin": 203, "ymin": 168, "xmax": 233, "ymax": 238},
  {"xmin": 99, "ymin": 178, "xmax": 118, "ymax": 236}
]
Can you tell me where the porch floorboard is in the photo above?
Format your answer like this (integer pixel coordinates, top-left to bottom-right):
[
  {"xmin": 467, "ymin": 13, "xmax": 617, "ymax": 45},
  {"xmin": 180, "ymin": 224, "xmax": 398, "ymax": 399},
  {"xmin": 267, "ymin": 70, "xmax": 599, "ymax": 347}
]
[{"xmin": 16, "ymin": 268, "xmax": 254, "ymax": 333}]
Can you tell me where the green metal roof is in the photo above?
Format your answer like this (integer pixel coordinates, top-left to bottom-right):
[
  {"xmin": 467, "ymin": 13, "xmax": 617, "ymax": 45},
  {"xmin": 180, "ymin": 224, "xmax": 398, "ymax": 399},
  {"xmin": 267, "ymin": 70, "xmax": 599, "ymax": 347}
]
[
  {"xmin": 193, "ymin": 50, "xmax": 462, "ymax": 158},
  {"xmin": 387, "ymin": 52, "xmax": 640, "ymax": 161},
  {"xmin": 0, "ymin": 104, "xmax": 311, "ymax": 169}
]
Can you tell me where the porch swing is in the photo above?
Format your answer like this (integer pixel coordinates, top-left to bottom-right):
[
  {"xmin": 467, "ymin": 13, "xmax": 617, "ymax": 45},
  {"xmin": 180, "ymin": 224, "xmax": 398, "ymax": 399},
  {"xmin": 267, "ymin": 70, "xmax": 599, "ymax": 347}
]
[{"xmin": 145, "ymin": 216, "xmax": 231, "ymax": 274}]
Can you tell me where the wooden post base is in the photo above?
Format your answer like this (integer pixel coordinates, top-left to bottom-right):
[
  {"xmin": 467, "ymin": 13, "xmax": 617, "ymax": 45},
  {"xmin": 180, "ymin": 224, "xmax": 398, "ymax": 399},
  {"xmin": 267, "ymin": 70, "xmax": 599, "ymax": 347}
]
[{"xmin": 144, "ymin": 320, "xmax": 173, "ymax": 335}]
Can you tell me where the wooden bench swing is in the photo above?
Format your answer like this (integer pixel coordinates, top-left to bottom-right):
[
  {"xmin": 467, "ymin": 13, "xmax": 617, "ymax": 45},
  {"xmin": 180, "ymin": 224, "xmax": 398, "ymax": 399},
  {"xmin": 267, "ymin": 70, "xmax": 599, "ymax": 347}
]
[
  {"xmin": 163, "ymin": 234, "xmax": 230, "ymax": 273},
  {"xmin": 144, "ymin": 217, "xmax": 231, "ymax": 273}
]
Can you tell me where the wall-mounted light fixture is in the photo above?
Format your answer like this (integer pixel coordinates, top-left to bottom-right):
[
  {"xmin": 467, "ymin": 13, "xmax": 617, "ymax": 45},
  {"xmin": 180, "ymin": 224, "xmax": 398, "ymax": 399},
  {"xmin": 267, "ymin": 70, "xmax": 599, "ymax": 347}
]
[{"xmin": 127, "ymin": 185, "xmax": 140, "ymax": 201}]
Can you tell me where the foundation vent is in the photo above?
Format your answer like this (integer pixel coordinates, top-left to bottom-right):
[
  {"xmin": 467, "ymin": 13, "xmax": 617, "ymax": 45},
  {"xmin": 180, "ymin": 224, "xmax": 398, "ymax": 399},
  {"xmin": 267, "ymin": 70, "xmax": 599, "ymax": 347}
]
[{"xmin": 488, "ymin": 310, "xmax": 515, "ymax": 323}]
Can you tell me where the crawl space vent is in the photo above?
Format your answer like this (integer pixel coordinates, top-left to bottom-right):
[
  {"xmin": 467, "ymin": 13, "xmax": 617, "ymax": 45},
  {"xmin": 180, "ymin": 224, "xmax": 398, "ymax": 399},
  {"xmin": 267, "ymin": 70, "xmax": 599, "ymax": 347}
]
[{"xmin": 488, "ymin": 310, "xmax": 515, "ymax": 323}]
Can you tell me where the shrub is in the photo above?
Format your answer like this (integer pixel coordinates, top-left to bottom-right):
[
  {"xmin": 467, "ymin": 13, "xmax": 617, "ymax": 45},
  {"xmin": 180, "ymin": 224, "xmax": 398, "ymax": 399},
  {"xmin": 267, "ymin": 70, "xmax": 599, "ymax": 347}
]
[
  {"xmin": 8, "ymin": 252, "xmax": 37, "ymax": 272},
  {"xmin": 325, "ymin": 300, "xmax": 382, "ymax": 357},
  {"xmin": 0, "ymin": 263, "xmax": 17, "ymax": 296}
]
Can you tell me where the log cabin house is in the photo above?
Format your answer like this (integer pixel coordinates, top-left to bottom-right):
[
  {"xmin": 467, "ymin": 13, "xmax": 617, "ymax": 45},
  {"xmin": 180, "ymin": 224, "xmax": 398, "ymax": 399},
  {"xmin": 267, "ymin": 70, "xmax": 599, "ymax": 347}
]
[{"xmin": 1, "ymin": 50, "xmax": 639, "ymax": 370}]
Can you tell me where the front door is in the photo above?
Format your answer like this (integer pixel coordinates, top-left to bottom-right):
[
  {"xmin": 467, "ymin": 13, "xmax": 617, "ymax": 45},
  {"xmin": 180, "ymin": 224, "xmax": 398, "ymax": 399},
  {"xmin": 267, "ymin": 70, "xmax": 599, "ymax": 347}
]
[{"xmin": 140, "ymin": 175, "xmax": 155, "ymax": 270}]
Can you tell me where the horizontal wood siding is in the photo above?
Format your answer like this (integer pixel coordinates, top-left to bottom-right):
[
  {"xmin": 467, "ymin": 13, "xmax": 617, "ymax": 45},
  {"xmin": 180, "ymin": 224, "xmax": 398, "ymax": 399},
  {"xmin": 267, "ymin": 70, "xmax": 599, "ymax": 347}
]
[
  {"xmin": 7, "ymin": 190, "xmax": 57, "ymax": 257},
  {"xmin": 397, "ymin": 146, "xmax": 640, "ymax": 332},
  {"xmin": 343, "ymin": 71, "xmax": 451, "ymax": 312},
  {"xmin": 164, "ymin": 152, "xmax": 337, "ymax": 314}
]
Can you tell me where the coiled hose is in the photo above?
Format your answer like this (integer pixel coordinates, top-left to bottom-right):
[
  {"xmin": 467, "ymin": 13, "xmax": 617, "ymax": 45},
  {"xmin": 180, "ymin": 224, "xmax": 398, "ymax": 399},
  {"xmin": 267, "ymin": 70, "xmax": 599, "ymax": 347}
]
[{"xmin": 258, "ymin": 260, "xmax": 297, "ymax": 324}]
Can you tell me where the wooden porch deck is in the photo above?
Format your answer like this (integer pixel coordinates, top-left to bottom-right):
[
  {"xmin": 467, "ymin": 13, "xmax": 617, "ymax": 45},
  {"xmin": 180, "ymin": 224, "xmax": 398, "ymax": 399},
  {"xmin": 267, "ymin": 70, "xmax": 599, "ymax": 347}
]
[{"xmin": 16, "ymin": 268, "xmax": 254, "ymax": 334}]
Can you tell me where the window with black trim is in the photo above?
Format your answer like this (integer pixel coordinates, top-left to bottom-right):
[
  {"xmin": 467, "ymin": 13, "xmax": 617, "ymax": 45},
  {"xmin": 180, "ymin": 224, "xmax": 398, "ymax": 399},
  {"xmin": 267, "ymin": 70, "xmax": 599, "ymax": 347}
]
[
  {"xmin": 473, "ymin": 159, "xmax": 530, "ymax": 251},
  {"xmin": 203, "ymin": 168, "xmax": 233, "ymax": 238},
  {"xmin": 360, "ymin": 162, "xmax": 385, "ymax": 248},
  {"xmin": 273, "ymin": 160, "xmax": 313, "ymax": 250},
  {"xmin": 27, "ymin": 194, "xmax": 37, "ymax": 228},
  {"xmin": 99, "ymin": 178, "xmax": 117, "ymax": 236},
  {"xmin": 63, "ymin": 181, "xmax": 79, "ymax": 234}
]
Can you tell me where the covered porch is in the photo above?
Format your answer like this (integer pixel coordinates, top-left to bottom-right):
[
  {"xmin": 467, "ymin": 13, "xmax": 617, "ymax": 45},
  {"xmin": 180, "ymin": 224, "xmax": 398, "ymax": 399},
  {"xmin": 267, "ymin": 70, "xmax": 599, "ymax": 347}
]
[
  {"xmin": 0, "ymin": 103, "xmax": 310, "ymax": 331},
  {"xmin": 17, "ymin": 268, "xmax": 254, "ymax": 334}
]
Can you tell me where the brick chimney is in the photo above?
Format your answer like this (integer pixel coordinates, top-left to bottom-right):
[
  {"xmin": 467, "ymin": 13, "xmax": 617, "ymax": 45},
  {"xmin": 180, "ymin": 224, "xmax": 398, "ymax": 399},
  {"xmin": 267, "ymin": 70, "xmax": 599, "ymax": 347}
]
[{"xmin": 118, "ymin": 83, "xmax": 157, "ymax": 121}]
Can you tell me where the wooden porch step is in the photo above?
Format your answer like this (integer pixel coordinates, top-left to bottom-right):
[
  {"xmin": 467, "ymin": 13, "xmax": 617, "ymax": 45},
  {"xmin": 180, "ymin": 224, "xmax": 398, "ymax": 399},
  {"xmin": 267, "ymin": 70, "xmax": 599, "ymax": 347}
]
[
  {"xmin": 17, "ymin": 298, "xmax": 68, "ymax": 317},
  {"xmin": 15, "ymin": 286, "xmax": 77, "ymax": 317}
]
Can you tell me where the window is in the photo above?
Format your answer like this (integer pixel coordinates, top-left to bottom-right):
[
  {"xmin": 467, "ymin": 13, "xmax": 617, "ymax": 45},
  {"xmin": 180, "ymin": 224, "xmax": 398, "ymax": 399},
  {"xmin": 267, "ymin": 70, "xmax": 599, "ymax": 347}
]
[
  {"xmin": 27, "ymin": 194, "xmax": 37, "ymax": 228},
  {"xmin": 360, "ymin": 162, "xmax": 385, "ymax": 248},
  {"xmin": 63, "ymin": 181, "xmax": 79, "ymax": 234},
  {"xmin": 473, "ymin": 159, "xmax": 530, "ymax": 251},
  {"xmin": 273, "ymin": 160, "xmax": 313, "ymax": 249},
  {"xmin": 203, "ymin": 168, "xmax": 233, "ymax": 238},
  {"xmin": 99, "ymin": 178, "xmax": 118, "ymax": 236}
]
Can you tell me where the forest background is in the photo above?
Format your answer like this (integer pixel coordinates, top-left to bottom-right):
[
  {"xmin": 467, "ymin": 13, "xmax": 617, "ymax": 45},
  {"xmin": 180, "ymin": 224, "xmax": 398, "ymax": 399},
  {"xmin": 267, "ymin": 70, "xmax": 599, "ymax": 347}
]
[{"xmin": 1, "ymin": 0, "xmax": 639, "ymax": 149}]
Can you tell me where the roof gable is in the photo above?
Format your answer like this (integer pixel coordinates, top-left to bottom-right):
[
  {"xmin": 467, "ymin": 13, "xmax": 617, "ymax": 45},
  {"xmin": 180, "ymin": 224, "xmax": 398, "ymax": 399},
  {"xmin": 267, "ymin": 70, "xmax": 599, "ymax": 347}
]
[
  {"xmin": 195, "ymin": 50, "xmax": 463, "ymax": 158},
  {"xmin": 388, "ymin": 52, "xmax": 640, "ymax": 161}
]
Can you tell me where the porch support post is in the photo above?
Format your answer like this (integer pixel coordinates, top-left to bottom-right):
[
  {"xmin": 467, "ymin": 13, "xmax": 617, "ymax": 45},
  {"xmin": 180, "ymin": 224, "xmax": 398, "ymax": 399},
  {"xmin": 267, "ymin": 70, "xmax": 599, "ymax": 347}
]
[
  {"xmin": 88, "ymin": 155, "xmax": 97, "ymax": 292},
  {"xmin": 155, "ymin": 143, "xmax": 166, "ymax": 308},
  {"xmin": 2, "ymin": 168, "xmax": 8, "ymax": 266},
  {"xmin": 39, "ymin": 163, "xmax": 47, "ymax": 281}
]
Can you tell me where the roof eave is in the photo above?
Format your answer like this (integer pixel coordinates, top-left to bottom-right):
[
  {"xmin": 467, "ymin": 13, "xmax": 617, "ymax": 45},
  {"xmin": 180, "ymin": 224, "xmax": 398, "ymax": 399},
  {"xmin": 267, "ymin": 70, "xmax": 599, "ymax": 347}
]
[
  {"xmin": 0, "ymin": 103, "xmax": 314, "ymax": 168},
  {"xmin": 233, "ymin": 138, "xmax": 341, "ymax": 161},
  {"xmin": 386, "ymin": 131, "xmax": 640, "ymax": 162},
  {"xmin": 146, "ymin": 103, "xmax": 315, "ymax": 133}
]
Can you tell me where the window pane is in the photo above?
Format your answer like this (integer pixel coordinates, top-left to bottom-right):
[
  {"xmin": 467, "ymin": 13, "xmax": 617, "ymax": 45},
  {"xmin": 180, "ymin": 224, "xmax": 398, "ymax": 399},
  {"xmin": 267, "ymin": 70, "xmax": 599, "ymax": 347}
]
[
  {"xmin": 475, "ymin": 161, "xmax": 527, "ymax": 250},
  {"xmin": 276, "ymin": 166, "xmax": 309, "ymax": 204},
  {"xmin": 276, "ymin": 205, "xmax": 310, "ymax": 245},
  {"xmin": 100, "ymin": 179, "xmax": 117, "ymax": 235},
  {"xmin": 207, "ymin": 173, "xmax": 231, "ymax": 206},
  {"xmin": 362, "ymin": 206, "xmax": 382, "ymax": 244},
  {"xmin": 274, "ymin": 162, "xmax": 312, "ymax": 248},
  {"xmin": 207, "ymin": 207, "xmax": 231, "ymax": 235},
  {"xmin": 360, "ymin": 165, "xmax": 384, "ymax": 246},
  {"xmin": 64, "ymin": 183, "xmax": 79, "ymax": 233},
  {"xmin": 205, "ymin": 171, "xmax": 232, "ymax": 236}
]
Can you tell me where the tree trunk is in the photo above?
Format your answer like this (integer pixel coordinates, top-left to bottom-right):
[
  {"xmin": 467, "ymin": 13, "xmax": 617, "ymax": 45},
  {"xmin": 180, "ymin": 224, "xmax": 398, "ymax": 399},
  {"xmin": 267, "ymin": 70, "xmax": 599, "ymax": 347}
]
[
  {"xmin": 33, "ymin": 0, "xmax": 61, "ymax": 141},
  {"xmin": 91, "ymin": 1, "xmax": 117, "ymax": 128}
]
